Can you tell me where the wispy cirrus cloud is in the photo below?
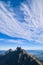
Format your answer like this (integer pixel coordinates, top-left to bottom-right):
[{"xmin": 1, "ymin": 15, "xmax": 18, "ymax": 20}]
[
  {"xmin": 0, "ymin": 1, "xmax": 25, "ymax": 37},
  {"xmin": 0, "ymin": 0, "xmax": 43, "ymax": 45},
  {"xmin": 20, "ymin": 0, "xmax": 43, "ymax": 43},
  {"xmin": 0, "ymin": 1, "xmax": 29, "ymax": 45}
]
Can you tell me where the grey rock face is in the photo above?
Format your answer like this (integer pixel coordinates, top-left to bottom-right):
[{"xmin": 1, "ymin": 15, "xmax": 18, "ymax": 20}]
[{"xmin": 0, "ymin": 47, "xmax": 42, "ymax": 65}]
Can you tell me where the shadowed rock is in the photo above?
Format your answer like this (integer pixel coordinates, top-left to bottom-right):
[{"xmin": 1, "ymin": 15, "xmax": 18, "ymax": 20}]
[{"xmin": 0, "ymin": 47, "xmax": 42, "ymax": 65}]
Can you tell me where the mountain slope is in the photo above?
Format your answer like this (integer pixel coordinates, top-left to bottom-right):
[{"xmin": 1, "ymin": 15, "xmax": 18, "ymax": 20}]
[{"xmin": 0, "ymin": 47, "xmax": 42, "ymax": 65}]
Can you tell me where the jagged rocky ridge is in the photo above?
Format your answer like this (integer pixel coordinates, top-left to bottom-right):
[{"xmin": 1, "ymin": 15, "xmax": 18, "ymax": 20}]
[{"xmin": 0, "ymin": 47, "xmax": 42, "ymax": 65}]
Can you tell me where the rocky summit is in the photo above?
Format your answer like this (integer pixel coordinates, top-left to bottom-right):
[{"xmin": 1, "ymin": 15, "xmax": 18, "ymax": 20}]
[{"xmin": 0, "ymin": 47, "xmax": 42, "ymax": 65}]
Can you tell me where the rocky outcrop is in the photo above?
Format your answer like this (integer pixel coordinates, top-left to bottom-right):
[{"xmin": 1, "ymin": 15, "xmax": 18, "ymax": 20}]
[{"xmin": 0, "ymin": 47, "xmax": 42, "ymax": 65}]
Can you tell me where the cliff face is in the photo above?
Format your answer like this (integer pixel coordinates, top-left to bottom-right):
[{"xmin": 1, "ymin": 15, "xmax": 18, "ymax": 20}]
[{"xmin": 0, "ymin": 47, "xmax": 42, "ymax": 65}]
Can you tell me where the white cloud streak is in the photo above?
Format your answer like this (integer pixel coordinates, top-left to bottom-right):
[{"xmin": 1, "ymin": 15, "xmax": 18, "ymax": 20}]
[
  {"xmin": 20, "ymin": 0, "xmax": 43, "ymax": 43},
  {"xmin": 0, "ymin": 0, "xmax": 43, "ymax": 44}
]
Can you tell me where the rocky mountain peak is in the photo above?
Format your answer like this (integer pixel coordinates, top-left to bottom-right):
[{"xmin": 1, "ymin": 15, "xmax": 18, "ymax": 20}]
[{"xmin": 0, "ymin": 47, "xmax": 42, "ymax": 65}]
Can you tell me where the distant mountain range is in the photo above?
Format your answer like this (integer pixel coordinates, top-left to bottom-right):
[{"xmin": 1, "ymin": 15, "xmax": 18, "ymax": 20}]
[
  {"xmin": 27, "ymin": 50, "xmax": 43, "ymax": 62},
  {"xmin": 0, "ymin": 47, "xmax": 42, "ymax": 65}
]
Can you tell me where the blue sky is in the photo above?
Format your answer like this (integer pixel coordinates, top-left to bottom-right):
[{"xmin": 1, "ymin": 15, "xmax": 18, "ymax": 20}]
[{"xmin": 0, "ymin": 0, "xmax": 43, "ymax": 50}]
